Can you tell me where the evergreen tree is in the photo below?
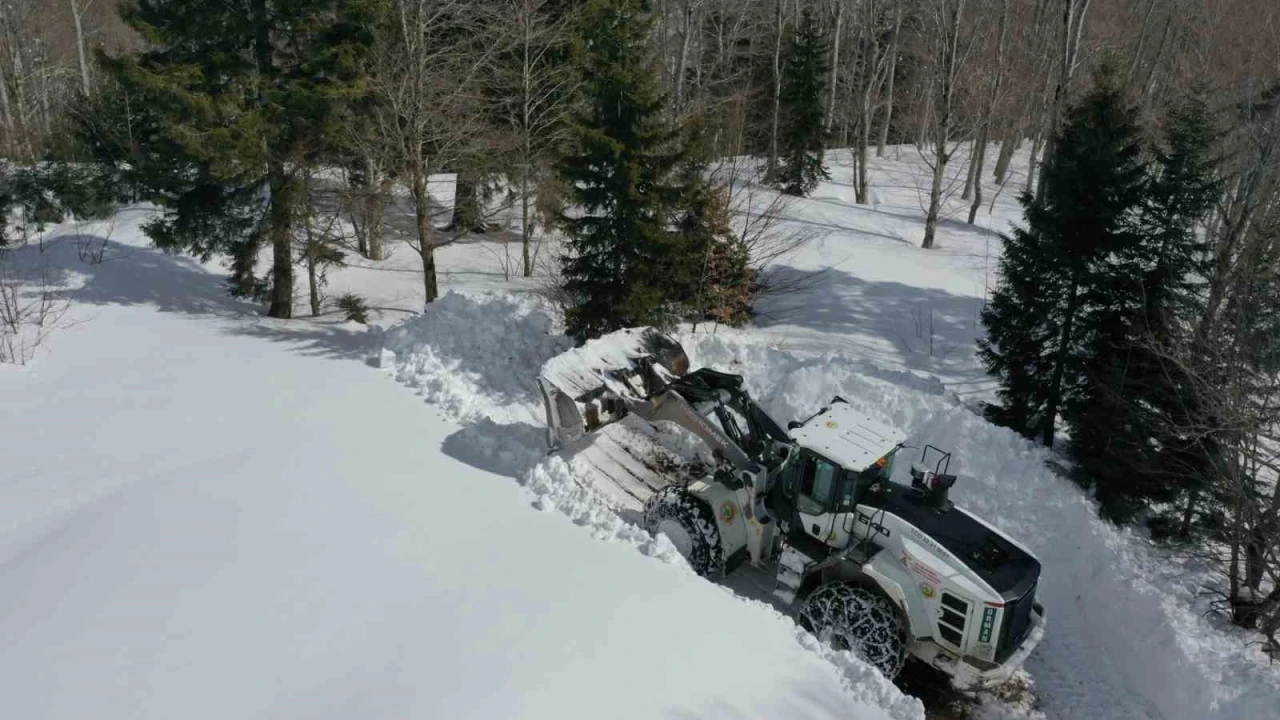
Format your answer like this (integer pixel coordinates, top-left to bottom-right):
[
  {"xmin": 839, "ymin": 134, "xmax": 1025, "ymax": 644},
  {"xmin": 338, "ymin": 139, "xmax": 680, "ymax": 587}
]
[
  {"xmin": 671, "ymin": 120, "xmax": 755, "ymax": 328},
  {"xmin": 1068, "ymin": 97, "xmax": 1219, "ymax": 523},
  {"xmin": 557, "ymin": 0, "xmax": 685, "ymax": 342},
  {"xmin": 775, "ymin": 9, "xmax": 828, "ymax": 197},
  {"xmin": 103, "ymin": 0, "xmax": 376, "ymax": 318},
  {"xmin": 980, "ymin": 77, "xmax": 1147, "ymax": 448}
]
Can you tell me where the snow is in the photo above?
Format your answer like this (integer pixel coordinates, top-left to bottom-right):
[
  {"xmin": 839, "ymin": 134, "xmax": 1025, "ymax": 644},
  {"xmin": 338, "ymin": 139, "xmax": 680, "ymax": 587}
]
[
  {"xmin": 4, "ymin": 144, "xmax": 1279, "ymax": 720},
  {"xmin": 0, "ymin": 216, "xmax": 914, "ymax": 719}
]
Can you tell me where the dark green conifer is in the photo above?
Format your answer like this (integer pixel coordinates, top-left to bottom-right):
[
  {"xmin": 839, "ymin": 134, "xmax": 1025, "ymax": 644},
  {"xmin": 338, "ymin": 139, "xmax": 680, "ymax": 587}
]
[
  {"xmin": 775, "ymin": 9, "xmax": 828, "ymax": 197},
  {"xmin": 102, "ymin": 0, "xmax": 376, "ymax": 317},
  {"xmin": 557, "ymin": 0, "xmax": 685, "ymax": 341}
]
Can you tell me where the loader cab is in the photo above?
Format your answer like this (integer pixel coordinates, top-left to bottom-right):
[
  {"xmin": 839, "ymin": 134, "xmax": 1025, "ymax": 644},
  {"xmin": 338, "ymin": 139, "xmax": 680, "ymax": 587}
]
[
  {"xmin": 770, "ymin": 447, "xmax": 898, "ymax": 551},
  {"xmin": 773, "ymin": 402, "xmax": 908, "ymax": 550}
]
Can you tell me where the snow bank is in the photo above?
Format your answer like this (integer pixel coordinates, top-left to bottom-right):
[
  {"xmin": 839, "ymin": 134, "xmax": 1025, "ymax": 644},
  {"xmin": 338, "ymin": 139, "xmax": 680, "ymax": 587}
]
[
  {"xmin": 3, "ymin": 282, "xmax": 918, "ymax": 719},
  {"xmin": 378, "ymin": 291, "xmax": 570, "ymax": 424}
]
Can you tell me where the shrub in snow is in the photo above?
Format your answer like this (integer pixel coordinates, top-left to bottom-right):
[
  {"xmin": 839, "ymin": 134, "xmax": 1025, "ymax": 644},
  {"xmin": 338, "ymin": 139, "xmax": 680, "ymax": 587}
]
[{"xmin": 335, "ymin": 293, "xmax": 370, "ymax": 324}]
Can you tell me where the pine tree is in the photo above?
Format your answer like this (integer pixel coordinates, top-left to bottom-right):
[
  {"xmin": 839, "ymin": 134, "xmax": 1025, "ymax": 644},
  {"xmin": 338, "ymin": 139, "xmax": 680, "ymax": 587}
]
[
  {"xmin": 1068, "ymin": 96, "xmax": 1219, "ymax": 523},
  {"xmin": 102, "ymin": 0, "xmax": 375, "ymax": 318},
  {"xmin": 980, "ymin": 77, "xmax": 1147, "ymax": 448},
  {"xmin": 775, "ymin": 8, "xmax": 828, "ymax": 197},
  {"xmin": 672, "ymin": 121, "xmax": 754, "ymax": 328},
  {"xmin": 557, "ymin": 0, "xmax": 685, "ymax": 342}
]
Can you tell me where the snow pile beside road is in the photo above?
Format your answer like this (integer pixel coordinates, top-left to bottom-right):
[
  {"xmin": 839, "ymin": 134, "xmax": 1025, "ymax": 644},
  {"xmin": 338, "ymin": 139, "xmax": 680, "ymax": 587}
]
[{"xmin": 378, "ymin": 291, "xmax": 570, "ymax": 424}]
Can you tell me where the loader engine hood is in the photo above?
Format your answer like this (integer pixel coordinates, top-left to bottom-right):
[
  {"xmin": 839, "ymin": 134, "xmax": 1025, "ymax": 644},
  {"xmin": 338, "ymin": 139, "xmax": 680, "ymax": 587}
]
[{"xmin": 868, "ymin": 485, "xmax": 1041, "ymax": 601}]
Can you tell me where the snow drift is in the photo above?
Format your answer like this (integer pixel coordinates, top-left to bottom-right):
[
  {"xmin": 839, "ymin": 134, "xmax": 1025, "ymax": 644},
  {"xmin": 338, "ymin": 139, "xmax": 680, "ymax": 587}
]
[{"xmin": 0, "ymin": 247, "xmax": 917, "ymax": 720}]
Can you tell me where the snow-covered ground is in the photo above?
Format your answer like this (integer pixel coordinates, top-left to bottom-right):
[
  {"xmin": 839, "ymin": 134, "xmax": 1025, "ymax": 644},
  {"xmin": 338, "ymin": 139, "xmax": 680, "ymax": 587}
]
[
  {"xmin": 0, "ymin": 212, "xmax": 916, "ymax": 720},
  {"xmin": 3, "ymin": 147, "xmax": 1279, "ymax": 719}
]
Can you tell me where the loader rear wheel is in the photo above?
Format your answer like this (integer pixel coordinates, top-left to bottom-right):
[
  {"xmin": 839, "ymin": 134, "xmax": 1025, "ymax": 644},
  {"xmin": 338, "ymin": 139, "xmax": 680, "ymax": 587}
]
[
  {"xmin": 798, "ymin": 584, "xmax": 908, "ymax": 679},
  {"xmin": 643, "ymin": 487, "xmax": 723, "ymax": 576}
]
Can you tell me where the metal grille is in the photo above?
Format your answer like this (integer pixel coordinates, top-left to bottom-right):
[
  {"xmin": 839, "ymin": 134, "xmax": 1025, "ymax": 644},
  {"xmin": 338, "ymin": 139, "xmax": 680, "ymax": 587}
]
[{"xmin": 996, "ymin": 582, "xmax": 1037, "ymax": 662}]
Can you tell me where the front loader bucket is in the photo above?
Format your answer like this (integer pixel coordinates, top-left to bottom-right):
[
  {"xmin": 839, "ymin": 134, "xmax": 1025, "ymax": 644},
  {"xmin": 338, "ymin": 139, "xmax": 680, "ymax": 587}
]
[
  {"xmin": 538, "ymin": 377, "xmax": 586, "ymax": 450},
  {"xmin": 537, "ymin": 328, "xmax": 691, "ymax": 451}
]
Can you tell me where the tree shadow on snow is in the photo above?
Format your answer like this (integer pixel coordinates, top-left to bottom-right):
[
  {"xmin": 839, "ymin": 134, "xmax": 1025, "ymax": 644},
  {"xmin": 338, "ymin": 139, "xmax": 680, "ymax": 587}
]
[
  {"xmin": 6, "ymin": 235, "xmax": 257, "ymax": 318},
  {"xmin": 755, "ymin": 266, "xmax": 988, "ymax": 378},
  {"xmin": 439, "ymin": 418, "xmax": 548, "ymax": 480},
  {"xmin": 7, "ymin": 235, "xmax": 388, "ymax": 361}
]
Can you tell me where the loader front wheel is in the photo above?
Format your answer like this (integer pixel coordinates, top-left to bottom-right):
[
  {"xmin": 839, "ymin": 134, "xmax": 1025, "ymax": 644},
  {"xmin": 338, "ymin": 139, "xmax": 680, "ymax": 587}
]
[
  {"xmin": 798, "ymin": 584, "xmax": 908, "ymax": 679},
  {"xmin": 643, "ymin": 487, "xmax": 723, "ymax": 576}
]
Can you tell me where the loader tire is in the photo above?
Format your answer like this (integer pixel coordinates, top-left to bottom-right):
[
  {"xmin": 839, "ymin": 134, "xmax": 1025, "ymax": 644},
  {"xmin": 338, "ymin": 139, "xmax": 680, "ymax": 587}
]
[
  {"xmin": 798, "ymin": 584, "xmax": 908, "ymax": 679},
  {"xmin": 643, "ymin": 487, "xmax": 723, "ymax": 576}
]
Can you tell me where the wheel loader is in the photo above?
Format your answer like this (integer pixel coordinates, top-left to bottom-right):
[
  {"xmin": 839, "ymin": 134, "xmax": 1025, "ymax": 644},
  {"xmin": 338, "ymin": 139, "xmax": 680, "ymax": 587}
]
[{"xmin": 537, "ymin": 330, "xmax": 1045, "ymax": 688}]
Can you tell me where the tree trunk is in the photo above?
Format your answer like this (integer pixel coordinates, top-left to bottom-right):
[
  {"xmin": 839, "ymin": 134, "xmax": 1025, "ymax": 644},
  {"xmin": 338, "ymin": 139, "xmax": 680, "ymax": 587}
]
[
  {"xmin": 961, "ymin": 142, "xmax": 978, "ymax": 200},
  {"xmin": 1041, "ymin": 272, "xmax": 1081, "ymax": 447},
  {"xmin": 253, "ymin": 0, "xmax": 292, "ymax": 319},
  {"xmin": 0, "ymin": 64, "xmax": 12, "ymax": 136},
  {"xmin": 1037, "ymin": 0, "xmax": 1092, "ymax": 200},
  {"xmin": 1025, "ymin": 130, "xmax": 1042, "ymax": 194},
  {"xmin": 69, "ymin": 0, "xmax": 91, "ymax": 96},
  {"xmin": 307, "ymin": 252, "xmax": 321, "ymax": 316},
  {"xmin": 521, "ymin": 160, "xmax": 534, "ymax": 277},
  {"xmin": 1139, "ymin": 8, "xmax": 1174, "ymax": 103},
  {"xmin": 350, "ymin": 168, "xmax": 370, "ymax": 258},
  {"xmin": 267, "ymin": 168, "xmax": 295, "ymax": 319},
  {"xmin": 877, "ymin": 9, "xmax": 903, "ymax": 157},
  {"xmin": 767, "ymin": 0, "xmax": 785, "ymax": 180},
  {"xmin": 366, "ymin": 156, "xmax": 386, "ymax": 261},
  {"xmin": 448, "ymin": 169, "xmax": 483, "ymax": 233},
  {"xmin": 921, "ymin": 149, "xmax": 946, "ymax": 249},
  {"xmin": 674, "ymin": 0, "xmax": 694, "ymax": 114},
  {"xmin": 824, "ymin": 4, "xmax": 843, "ymax": 135},
  {"xmin": 967, "ymin": 130, "xmax": 989, "ymax": 224},
  {"xmin": 412, "ymin": 168, "xmax": 439, "ymax": 305},
  {"xmin": 968, "ymin": 0, "xmax": 1009, "ymax": 221},
  {"xmin": 1178, "ymin": 489, "xmax": 1199, "ymax": 538},
  {"xmin": 1123, "ymin": 0, "xmax": 1159, "ymax": 87},
  {"xmin": 856, "ymin": 68, "xmax": 875, "ymax": 205},
  {"xmin": 993, "ymin": 124, "xmax": 1018, "ymax": 183}
]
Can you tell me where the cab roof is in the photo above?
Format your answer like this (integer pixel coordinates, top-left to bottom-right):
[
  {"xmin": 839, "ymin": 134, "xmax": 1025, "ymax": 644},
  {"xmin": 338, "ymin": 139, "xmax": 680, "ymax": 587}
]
[{"xmin": 789, "ymin": 402, "xmax": 908, "ymax": 470}]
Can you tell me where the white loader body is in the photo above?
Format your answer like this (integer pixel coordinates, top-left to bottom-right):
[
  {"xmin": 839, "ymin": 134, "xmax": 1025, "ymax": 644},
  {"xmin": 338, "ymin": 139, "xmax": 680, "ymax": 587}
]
[{"xmin": 536, "ymin": 329, "xmax": 1045, "ymax": 688}]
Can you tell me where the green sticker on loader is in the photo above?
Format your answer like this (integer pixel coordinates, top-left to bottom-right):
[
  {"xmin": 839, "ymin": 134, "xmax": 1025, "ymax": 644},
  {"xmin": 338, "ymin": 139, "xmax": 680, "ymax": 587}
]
[{"xmin": 978, "ymin": 607, "xmax": 997, "ymax": 643}]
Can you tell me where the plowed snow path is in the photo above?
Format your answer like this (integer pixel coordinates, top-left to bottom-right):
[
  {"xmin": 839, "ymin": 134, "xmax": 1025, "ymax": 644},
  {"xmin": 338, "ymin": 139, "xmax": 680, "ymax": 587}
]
[{"xmin": 0, "ymin": 242, "xmax": 915, "ymax": 720}]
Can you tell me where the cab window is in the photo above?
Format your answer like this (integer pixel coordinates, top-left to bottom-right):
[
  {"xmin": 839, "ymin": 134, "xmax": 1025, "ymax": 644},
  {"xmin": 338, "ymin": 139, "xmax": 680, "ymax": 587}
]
[
  {"xmin": 837, "ymin": 466, "xmax": 885, "ymax": 511},
  {"xmin": 796, "ymin": 453, "xmax": 839, "ymax": 515}
]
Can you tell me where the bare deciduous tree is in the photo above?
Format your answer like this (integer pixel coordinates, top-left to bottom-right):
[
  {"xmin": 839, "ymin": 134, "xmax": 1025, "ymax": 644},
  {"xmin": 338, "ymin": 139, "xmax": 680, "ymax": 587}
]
[
  {"xmin": 496, "ymin": 0, "xmax": 577, "ymax": 278},
  {"xmin": 917, "ymin": 0, "xmax": 985, "ymax": 249},
  {"xmin": 367, "ymin": 0, "xmax": 498, "ymax": 307}
]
